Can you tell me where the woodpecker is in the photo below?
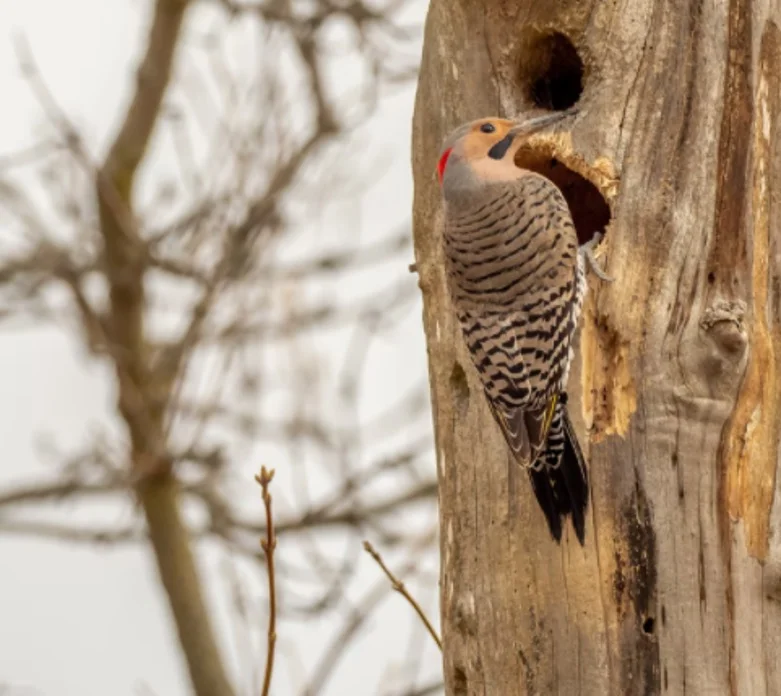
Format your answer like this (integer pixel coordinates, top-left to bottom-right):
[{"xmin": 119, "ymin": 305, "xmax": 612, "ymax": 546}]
[{"xmin": 436, "ymin": 110, "xmax": 610, "ymax": 544}]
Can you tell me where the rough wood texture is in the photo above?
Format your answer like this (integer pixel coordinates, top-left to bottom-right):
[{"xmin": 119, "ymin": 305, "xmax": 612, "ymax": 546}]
[{"xmin": 411, "ymin": 1, "xmax": 781, "ymax": 693}]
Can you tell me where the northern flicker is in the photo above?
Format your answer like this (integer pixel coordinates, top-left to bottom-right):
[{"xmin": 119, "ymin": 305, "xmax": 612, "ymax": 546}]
[{"xmin": 436, "ymin": 109, "xmax": 610, "ymax": 544}]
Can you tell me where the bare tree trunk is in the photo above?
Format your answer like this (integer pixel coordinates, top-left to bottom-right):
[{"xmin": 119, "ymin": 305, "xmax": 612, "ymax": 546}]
[
  {"xmin": 97, "ymin": 1, "xmax": 235, "ymax": 694},
  {"xmin": 412, "ymin": 1, "xmax": 781, "ymax": 694}
]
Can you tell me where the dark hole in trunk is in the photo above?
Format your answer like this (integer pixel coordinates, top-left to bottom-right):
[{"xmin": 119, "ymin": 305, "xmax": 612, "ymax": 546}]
[{"xmin": 524, "ymin": 32, "xmax": 584, "ymax": 111}]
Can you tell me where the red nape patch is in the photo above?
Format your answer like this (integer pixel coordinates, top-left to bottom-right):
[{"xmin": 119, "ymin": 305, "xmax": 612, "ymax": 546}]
[{"xmin": 437, "ymin": 147, "xmax": 453, "ymax": 183}]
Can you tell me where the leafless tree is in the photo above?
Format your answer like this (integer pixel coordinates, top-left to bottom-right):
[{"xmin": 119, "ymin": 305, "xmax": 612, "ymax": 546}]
[{"xmin": 0, "ymin": 1, "xmax": 442, "ymax": 694}]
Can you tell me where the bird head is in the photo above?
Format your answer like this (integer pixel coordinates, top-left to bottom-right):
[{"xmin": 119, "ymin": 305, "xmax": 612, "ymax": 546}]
[{"xmin": 436, "ymin": 109, "xmax": 577, "ymax": 198}]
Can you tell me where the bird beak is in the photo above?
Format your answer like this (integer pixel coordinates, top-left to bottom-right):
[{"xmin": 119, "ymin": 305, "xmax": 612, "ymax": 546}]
[{"xmin": 507, "ymin": 107, "xmax": 579, "ymax": 137}]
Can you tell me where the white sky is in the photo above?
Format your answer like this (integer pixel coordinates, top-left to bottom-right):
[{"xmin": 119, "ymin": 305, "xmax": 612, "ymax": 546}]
[{"xmin": 0, "ymin": 1, "xmax": 439, "ymax": 694}]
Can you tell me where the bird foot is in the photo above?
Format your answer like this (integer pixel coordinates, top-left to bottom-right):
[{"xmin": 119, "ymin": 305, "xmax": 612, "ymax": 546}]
[{"xmin": 579, "ymin": 232, "xmax": 614, "ymax": 282}]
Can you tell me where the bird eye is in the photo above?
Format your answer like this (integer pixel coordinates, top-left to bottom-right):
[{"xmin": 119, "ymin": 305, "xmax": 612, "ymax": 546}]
[{"xmin": 480, "ymin": 123, "xmax": 496, "ymax": 134}]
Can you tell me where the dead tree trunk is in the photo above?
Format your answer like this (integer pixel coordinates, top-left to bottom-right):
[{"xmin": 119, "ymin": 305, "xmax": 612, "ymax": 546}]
[{"xmin": 412, "ymin": 1, "xmax": 781, "ymax": 694}]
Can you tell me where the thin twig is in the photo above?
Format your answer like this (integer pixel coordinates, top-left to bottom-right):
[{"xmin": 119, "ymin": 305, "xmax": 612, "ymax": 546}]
[
  {"xmin": 255, "ymin": 466, "xmax": 277, "ymax": 696},
  {"xmin": 362, "ymin": 540, "xmax": 442, "ymax": 651},
  {"xmin": 302, "ymin": 528, "xmax": 437, "ymax": 696}
]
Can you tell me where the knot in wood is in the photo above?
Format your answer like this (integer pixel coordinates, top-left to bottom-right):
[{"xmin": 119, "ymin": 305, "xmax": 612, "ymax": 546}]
[
  {"xmin": 764, "ymin": 557, "xmax": 781, "ymax": 601},
  {"xmin": 453, "ymin": 592, "xmax": 478, "ymax": 636},
  {"xmin": 700, "ymin": 300, "xmax": 748, "ymax": 357}
]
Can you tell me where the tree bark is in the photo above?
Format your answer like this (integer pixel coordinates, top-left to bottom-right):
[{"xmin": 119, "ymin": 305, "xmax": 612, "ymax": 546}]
[{"xmin": 412, "ymin": 1, "xmax": 781, "ymax": 694}]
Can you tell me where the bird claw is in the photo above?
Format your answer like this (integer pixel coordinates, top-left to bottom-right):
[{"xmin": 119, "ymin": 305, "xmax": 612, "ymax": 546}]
[{"xmin": 579, "ymin": 232, "xmax": 614, "ymax": 282}]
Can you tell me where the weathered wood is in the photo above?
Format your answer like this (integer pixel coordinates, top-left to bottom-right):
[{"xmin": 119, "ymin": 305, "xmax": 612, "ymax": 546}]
[{"xmin": 411, "ymin": 1, "xmax": 781, "ymax": 693}]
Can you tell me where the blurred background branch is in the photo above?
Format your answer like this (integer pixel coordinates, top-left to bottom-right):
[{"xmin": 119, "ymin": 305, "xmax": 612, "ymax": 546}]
[{"xmin": 0, "ymin": 0, "xmax": 438, "ymax": 694}]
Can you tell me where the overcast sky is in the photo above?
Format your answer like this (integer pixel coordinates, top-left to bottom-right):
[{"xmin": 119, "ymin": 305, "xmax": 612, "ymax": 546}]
[{"xmin": 0, "ymin": 1, "xmax": 438, "ymax": 694}]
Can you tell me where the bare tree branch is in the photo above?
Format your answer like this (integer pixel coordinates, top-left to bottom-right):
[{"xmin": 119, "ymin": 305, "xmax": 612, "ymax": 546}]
[
  {"xmin": 0, "ymin": 0, "xmax": 432, "ymax": 691},
  {"xmin": 14, "ymin": 3, "xmax": 237, "ymax": 695},
  {"xmin": 256, "ymin": 466, "xmax": 278, "ymax": 696},
  {"xmin": 0, "ymin": 480, "xmax": 437, "ymax": 542},
  {"xmin": 302, "ymin": 528, "xmax": 437, "ymax": 696},
  {"xmin": 363, "ymin": 540, "xmax": 441, "ymax": 651}
]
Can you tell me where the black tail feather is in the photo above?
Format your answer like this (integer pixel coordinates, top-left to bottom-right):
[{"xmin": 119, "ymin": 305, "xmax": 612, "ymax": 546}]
[
  {"xmin": 528, "ymin": 466, "xmax": 564, "ymax": 542},
  {"xmin": 527, "ymin": 408, "xmax": 589, "ymax": 545},
  {"xmin": 560, "ymin": 410, "xmax": 589, "ymax": 544}
]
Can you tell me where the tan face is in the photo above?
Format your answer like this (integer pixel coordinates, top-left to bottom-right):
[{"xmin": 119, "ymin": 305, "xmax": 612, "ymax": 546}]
[
  {"xmin": 459, "ymin": 118, "xmax": 517, "ymax": 161},
  {"xmin": 437, "ymin": 118, "xmax": 517, "ymax": 183},
  {"xmin": 437, "ymin": 110, "xmax": 577, "ymax": 186}
]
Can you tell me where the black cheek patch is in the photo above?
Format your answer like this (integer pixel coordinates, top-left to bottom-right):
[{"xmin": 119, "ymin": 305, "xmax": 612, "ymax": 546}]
[{"xmin": 487, "ymin": 134, "xmax": 514, "ymax": 160}]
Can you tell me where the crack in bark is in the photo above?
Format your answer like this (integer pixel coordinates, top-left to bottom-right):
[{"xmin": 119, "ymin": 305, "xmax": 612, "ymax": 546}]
[{"xmin": 718, "ymin": 12, "xmax": 780, "ymax": 561}]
